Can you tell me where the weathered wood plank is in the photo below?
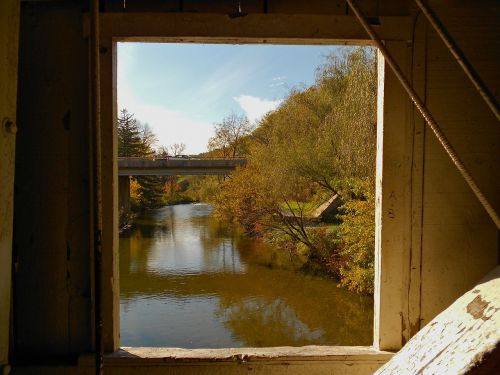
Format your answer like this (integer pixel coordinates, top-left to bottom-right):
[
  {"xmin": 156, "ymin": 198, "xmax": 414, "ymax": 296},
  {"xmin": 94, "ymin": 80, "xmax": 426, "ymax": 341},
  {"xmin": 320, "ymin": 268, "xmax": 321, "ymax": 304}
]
[
  {"xmin": 375, "ymin": 266, "xmax": 500, "ymax": 374},
  {"xmin": 88, "ymin": 13, "xmax": 412, "ymax": 44},
  {"xmin": 374, "ymin": 41, "xmax": 415, "ymax": 351}
]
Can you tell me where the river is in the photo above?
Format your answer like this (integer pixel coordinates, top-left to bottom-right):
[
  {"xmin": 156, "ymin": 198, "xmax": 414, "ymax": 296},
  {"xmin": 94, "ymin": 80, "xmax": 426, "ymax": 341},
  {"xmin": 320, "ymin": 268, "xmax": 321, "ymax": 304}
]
[{"xmin": 119, "ymin": 203, "xmax": 373, "ymax": 348}]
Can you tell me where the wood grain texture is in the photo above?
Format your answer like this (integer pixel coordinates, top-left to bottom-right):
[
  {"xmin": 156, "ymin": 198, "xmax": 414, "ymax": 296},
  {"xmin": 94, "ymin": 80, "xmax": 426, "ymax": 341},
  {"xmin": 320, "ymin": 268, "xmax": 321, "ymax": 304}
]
[
  {"xmin": 375, "ymin": 266, "xmax": 500, "ymax": 374},
  {"xmin": 419, "ymin": 4, "xmax": 500, "ymax": 327}
]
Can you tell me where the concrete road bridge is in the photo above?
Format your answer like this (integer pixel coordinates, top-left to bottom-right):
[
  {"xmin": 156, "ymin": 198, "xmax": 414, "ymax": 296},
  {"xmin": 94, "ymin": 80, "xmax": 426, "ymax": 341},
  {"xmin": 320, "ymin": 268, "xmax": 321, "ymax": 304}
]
[
  {"xmin": 118, "ymin": 156, "xmax": 247, "ymax": 212},
  {"xmin": 118, "ymin": 156, "xmax": 247, "ymax": 176}
]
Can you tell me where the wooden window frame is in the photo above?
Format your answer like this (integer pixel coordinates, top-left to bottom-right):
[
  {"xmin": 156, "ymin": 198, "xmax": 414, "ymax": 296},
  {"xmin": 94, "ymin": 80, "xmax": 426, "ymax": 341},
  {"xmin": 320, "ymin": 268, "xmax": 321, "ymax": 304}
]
[{"xmin": 92, "ymin": 12, "xmax": 419, "ymax": 360}]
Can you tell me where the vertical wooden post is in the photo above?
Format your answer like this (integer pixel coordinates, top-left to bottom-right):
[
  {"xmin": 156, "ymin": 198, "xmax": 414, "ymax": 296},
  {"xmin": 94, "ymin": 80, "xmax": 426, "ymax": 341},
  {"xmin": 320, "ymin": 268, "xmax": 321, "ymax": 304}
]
[
  {"xmin": 374, "ymin": 43, "xmax": 416, "ymax": 351},
  {"xmin": 100, "ymin": 38, "xmax": 120, "ymax": 353},
  {"xmin": 0, "ymin": 0, "xmax": 20, "ymax": 371},
  {"xmin": 407, "ymin": 16, "xmax": 428, "ymax": 338},
  {"xmin": 90, "ymin": 0, "xmax": 104, "ymax": 372}
]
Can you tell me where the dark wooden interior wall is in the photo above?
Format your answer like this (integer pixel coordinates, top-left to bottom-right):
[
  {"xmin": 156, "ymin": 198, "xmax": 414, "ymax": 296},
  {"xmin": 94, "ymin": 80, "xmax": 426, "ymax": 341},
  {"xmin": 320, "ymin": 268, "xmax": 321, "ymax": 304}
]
[{"xmin": 14, "ymin": 3, "xmax": 91, "ymax": 360}]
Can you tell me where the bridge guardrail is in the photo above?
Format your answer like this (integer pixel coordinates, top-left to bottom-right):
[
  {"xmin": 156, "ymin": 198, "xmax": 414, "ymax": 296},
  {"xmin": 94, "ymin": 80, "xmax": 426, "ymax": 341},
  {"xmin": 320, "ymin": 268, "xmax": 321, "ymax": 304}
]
[{"xmin": 118, "ymin": 156, "xmax": 247, "ymax": 161}]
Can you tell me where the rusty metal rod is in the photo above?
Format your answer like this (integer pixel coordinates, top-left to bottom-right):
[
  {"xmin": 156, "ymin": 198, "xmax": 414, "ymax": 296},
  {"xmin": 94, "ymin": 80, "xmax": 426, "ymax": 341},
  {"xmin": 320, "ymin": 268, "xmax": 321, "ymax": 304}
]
[
  {"xmin": 415, "ymin": 0, "xmax": 500, "ymax": 122},
  {"xmin": 90, "ymin": 0, "xmax": 104, "ymax": 373},
  {"xmin": 346, "ymin": 0, "xmax": 500, "ymax": 229}
]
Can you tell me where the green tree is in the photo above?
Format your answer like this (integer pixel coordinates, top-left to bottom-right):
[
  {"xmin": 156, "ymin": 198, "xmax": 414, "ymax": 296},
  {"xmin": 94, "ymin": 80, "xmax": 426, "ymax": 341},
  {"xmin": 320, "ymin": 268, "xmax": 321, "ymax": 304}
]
[
  {"xmin": 135, "ymin": 175, "xmax": 165, "ymax": 208},
  {"xmin": 118, "ymin": 109, "xmax": 144, "ymax": 157},
  {"xmin": 118, "ymin": 109, "xmax": 165, "ymax": 209}
]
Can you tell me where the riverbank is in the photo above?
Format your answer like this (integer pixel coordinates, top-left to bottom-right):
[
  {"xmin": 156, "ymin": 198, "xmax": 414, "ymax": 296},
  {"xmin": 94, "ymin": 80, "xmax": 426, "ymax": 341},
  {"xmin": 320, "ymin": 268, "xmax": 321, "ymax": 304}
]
[{"xmin": 260, "ymin": 224, "xmax": 340, "ymax": 278}]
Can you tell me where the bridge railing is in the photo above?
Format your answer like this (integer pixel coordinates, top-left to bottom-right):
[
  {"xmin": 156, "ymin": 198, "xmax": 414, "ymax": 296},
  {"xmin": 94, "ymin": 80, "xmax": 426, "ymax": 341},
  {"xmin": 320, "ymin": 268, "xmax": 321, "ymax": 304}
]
[{"xmin": 117, "ymin": 156, "xmax": 246, "ymax": 161}]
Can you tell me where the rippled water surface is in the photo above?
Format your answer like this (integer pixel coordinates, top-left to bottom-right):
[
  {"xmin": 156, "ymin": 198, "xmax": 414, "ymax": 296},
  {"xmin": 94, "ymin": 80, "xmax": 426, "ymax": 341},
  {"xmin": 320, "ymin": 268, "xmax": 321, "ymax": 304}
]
[{"xmin": 120, "ymin": 203, "xmax": 373, "ymax": 347}]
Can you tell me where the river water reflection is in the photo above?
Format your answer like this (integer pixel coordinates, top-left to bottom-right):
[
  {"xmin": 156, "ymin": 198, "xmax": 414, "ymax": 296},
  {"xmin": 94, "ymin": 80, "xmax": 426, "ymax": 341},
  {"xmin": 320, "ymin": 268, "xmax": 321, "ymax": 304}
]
[{"xmin": 119, "ymin": 203, "xmax": 373, "ymax": 347}]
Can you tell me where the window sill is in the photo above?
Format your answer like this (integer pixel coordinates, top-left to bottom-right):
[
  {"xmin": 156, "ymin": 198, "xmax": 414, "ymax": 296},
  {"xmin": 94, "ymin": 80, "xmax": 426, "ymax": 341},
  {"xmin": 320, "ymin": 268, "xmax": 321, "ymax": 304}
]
[{"xmin": 79, "ymin": 345, "xmax": 393, "ymax": 366}]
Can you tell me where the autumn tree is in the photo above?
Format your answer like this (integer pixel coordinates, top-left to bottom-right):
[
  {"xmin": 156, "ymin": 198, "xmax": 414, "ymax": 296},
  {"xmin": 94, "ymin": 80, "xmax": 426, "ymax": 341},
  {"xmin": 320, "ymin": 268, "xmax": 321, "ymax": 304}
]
[
  {"xmin": 169, "ymin": 143, "xmax": 187, "ymax": 156},
  {"xmin": 207, "ymin": 113, "xmax": 252, "ymax": 157},
  {"xmin": 139, "ymin": 123, "xmax": 157, "ymax": 156},
  {"xmin": 212, "ymin": 47, "xmax": 378, "ymax": 294},
  {"xmin": 261, "ymin": 48, "xmax": 377, "ymax": 197},
  {"xmin": 156, "ymin": 146, "xmax": 169, "ymax": 158}
]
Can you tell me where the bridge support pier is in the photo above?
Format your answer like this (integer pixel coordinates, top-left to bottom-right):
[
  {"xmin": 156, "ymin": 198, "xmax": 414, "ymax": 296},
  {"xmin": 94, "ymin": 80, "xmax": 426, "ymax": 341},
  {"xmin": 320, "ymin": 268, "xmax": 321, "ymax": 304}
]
[{"xmin": 119, "ymin": 175, "xmax": 130, "ymax": 213}]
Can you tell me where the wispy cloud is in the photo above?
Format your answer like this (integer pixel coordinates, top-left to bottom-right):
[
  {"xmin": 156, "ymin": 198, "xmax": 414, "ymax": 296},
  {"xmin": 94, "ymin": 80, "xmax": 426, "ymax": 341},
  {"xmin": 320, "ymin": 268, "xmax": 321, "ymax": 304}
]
[
  {"xmin": 190, "ymin": 51, "xmax": 268, "ymax": 112},
  {"xmin": 234, "ymin": 95, "xmax": 282, "ymax": 124},
  {"xmin": 269, "ymin": 75, "xmax": 287, "ymax": 88},
  {"xmin": 269, "ymin": 82, "xmax": 285, "ymax": 88}
]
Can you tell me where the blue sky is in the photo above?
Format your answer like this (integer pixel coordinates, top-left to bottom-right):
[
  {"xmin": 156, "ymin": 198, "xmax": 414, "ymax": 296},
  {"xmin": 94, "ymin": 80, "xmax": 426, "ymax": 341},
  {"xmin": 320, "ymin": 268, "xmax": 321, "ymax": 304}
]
[{"xmin": 118, "ymin": 43, "xmax": 341, "ymax": 154}]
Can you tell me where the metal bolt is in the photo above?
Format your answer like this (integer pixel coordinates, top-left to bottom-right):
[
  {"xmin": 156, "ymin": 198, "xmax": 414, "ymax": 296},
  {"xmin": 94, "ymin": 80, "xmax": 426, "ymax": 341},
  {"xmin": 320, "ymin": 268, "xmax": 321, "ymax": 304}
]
[{"xmin": 3, "ymin": 118, "xmax": 17, "ymax": 134}]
